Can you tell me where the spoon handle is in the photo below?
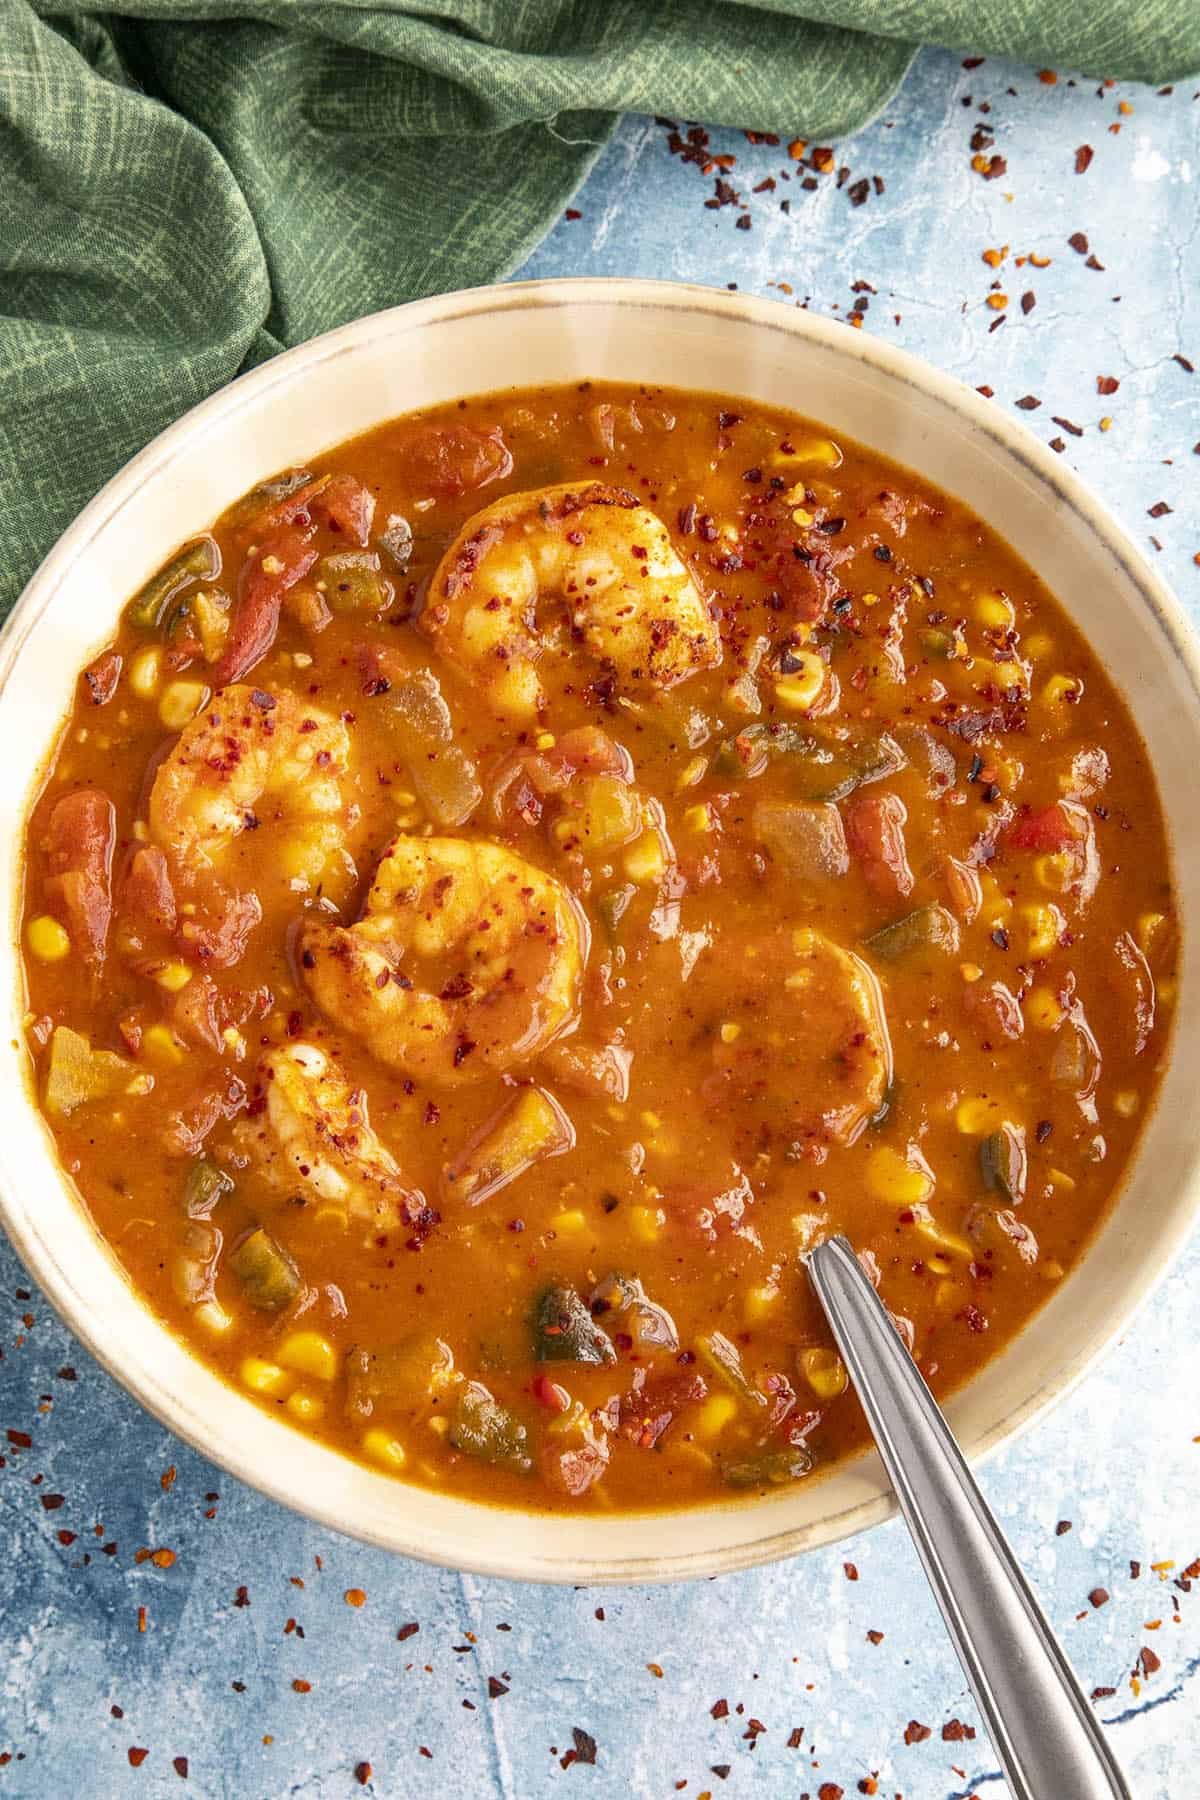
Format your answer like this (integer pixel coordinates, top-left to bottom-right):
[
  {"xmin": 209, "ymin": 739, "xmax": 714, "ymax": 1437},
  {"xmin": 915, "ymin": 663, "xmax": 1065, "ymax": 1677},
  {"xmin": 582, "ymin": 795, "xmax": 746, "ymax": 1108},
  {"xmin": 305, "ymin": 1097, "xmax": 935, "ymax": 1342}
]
[{"xmin": 807, "ymin": 1234, "xmax": 1131, "ymax": 1800}]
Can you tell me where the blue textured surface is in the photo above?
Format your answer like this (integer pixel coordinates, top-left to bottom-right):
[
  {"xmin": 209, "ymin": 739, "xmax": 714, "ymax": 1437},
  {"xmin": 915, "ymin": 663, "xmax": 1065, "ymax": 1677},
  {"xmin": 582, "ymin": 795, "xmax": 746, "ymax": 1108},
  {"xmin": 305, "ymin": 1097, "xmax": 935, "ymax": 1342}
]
[{"xmin": 2, "ymin": 46, "xmax": 1198, "ymax": 1800}]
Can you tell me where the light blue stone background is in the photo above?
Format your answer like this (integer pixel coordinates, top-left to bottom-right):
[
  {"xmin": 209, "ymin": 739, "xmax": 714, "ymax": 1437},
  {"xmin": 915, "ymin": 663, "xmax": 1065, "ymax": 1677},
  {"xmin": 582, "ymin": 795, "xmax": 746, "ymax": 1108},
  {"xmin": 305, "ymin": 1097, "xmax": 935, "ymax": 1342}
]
[{"xmin": 2, "ymin": 45, "xmax": 1197, "ymax": 1800}]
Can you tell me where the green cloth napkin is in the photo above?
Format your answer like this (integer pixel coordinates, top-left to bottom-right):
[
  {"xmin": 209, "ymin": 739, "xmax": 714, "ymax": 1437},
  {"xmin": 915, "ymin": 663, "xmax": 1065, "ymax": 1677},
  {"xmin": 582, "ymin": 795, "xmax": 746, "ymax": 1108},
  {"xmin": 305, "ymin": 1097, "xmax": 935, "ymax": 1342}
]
[{"xmin": 3, "ymin": 2, "xmax": 1196, "ymax": 614}]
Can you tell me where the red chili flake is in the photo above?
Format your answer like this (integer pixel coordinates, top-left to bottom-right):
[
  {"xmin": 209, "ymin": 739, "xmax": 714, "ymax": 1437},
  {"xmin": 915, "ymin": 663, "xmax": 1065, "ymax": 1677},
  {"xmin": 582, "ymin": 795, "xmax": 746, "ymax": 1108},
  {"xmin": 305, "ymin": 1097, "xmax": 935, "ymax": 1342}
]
[
  {"xmin": 173, "ymin": 1757, "xmax": 189, "ymax": 1779},
  {"xmin": 292, "ymin": 1679, "xmax": 312, "ymax": 1693},
  {"xmin": 1089, "ymin": 1587, "xmax": 1110, "ymax": 1608},
  {"xmin": 1093, "ymin": 1685, "xmax": 1116, "ymax": 1699},
  {"xmin": 963, "ymin": 55, "xmax": 984, "ymax": 68},
  {"xmin": 1056, "ymin": 1518, "xmax": 1072, "ymax": 1534},
  {"xmin": 711, "ymin": 1767, "xmax": 731, "ymax": 1781},
  {"xmin": 1049, "ymin": 437, "xmax": 1066, "ymax": 453},
  {"xmin": 57, "ymin": 1368, "xmax": 77, "ymax": 1382},
  {"xmin": 1097, "ymin": 375, "xmax": 1120, "ymax": 396},
  {"xmin": 1085, "ymin": 253, "xmax": 1105, "ymax": 270},
  {"xmin": 646, "ymin": 1662, "xmax": 664, "ymax": 1678},
  {"xmin": 1021, "ymin": 291, "xmax": 1036, "ymax": 314},
  {"xmin": 40, "ymin": 1494, "xmax": 65, "ymax": 1511},
  {"xmin": 843, "ymin": 1562, "xmax": 859, "ymax": 1581},
  {"xmin": 564, "ymin": 208, "xmax": 582, "ymax": 221},
  {"xmin": 56, "ymin": 1529, "xmax": 76, "ymax": 1546},
  {"xmin": 1140, "ymin": 1646, "xmax": 1162, "ymax": 1676},
  {"xmin": 787, "ymin": 1727, "xmax": 804, "ymax": 1748},
  {"xmin": 569, "ymin": 1728, "xmax": 597, "ymax": 1767},
  {"xmin": 233, "ymin": 1586, "xmax": 250, "ymax": 1607},
  {"xmin": 972, "ymin": 154, "xmax": 1007, "ymax": 180},
  {"xmin": 819, "ymin": 1785, "xmax": 845, "ymax": 1800},
  {"xmin": 6, "ymin": 1430, "xmax": 31, "ymax": 1448},
  {"xmin": 1052, "ymin": 416, "xmax": 1084, "ymax": 437},
  {"xmin": 711, "ymin": 1698, "xmax": 729, "ymax": 1719},
  {"xmin": 418, "ymin": 1748, "xmax": 432, "ymax": 1760},
  {"xmin": 904, "ymin": 1720, "xmax": 932, "ymax": 1744},
  {"xmin": 848, "ymin": 179, "xmax": 870, "ymax": 207},
  {"xmin": 487, "ymin": 1677, "xmax": 509, "ymax": 1699},
  {"xmin": 354, "ymin": 1764, "xmax": 372, "ymax": 1787},
  {"xmin": 1068, "ymin": 231, "xmax": 1089, "ymax": 254},
  {"xmin": 734, "ymin": 214, "xmax": 752, "ymax": 231},
  {"xmin": 977, "ymin": 384, "xmax": 995, "ymax": 398},
  {"xmin": 137, "ymin": 1606, "xmax": 147, "ymax": 1633},
  {"xmin": 1015, "ymin": 395, "xmax": 1041, "ymax": 410},
  {"xmin": 128, "ymin": 1748, "xmax": 149, "ymax": 1768},
  {"xmin": 111, "ymin": 1705, "xmax": 124, "ymax": 1719},
  {"xmin": 942, "ymin": 1719, "xmax": 977, "ymax": 1742},
  {"xmin": 160, "ymin": 1466, "xmax": 177, "ymax": 1492},
  {"xmin": 1148, "ymin": 501, "xmax": 1172, "ymax": 518},
  {"xmin": 397, "ymin": 1622, "xmax": 419, "ymax": 1641},
  {"xmin": 1131, "ymin": 1560, "xmax": 1142, "ymax": 1578},
  {"xmin": 344, "ymin": 1588, "xmax": 366, "ymax": 1609},
  {"xmin": 1173, "ymin": 354, "xmax": 1194, "ymax": 372},
  {"xmin": 1075, "ymin": 145, "xmax": 1094, "ymax": 173}
]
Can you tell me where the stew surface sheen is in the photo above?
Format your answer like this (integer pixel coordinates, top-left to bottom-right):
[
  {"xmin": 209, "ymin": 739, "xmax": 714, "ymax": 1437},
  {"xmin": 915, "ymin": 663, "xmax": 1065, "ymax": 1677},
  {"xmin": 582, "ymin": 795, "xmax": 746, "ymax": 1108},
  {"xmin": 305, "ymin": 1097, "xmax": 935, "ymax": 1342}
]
[{"xmin": 20, "ymin": 384, "xmax": 1176, "ymax": 1512}]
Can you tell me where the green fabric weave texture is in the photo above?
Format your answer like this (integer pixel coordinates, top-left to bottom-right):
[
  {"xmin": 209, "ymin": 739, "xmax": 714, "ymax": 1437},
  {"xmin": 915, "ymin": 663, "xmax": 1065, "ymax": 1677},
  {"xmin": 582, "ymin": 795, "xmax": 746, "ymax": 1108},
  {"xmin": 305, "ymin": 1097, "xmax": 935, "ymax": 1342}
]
[{"xmin": 3, "ymin": 0, "xmax": 1196, "ymax": 612}]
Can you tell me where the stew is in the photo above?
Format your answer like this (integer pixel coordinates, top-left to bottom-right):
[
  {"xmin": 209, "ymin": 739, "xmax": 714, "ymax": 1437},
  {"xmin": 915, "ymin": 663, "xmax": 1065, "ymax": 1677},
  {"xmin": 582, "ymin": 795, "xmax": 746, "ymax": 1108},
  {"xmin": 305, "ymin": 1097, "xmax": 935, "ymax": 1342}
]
[{"xmin": 20, "ymin": 383, "xmax": 1177, "ymax": 1510}]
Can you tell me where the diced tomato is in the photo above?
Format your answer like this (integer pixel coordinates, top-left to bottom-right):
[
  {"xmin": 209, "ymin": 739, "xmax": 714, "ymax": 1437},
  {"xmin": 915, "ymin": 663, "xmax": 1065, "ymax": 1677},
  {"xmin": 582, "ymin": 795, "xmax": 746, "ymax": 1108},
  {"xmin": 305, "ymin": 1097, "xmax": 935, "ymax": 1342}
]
[
  {"xmin": 122, "ymin": 845, "xmax": 177, "ymax": 936},
  {"xmin": 1007, "ymin": 803, "xmax": 1080, "ymax": 853},
  {"xmin": 81, "ymin": 650, "xmax": 122, "ymax": 707},
  {"xmin": 531, "ymin": 1375, "xmax": 570, "ymax": 1413},
  {"xmin": 44, "ymin": 789, "xmax": 116, "ymax": 963},
  {"xmin": 316, "ymin": 473, "xmax": 374, "ymax": 546},
  {"xmin": 845, "ymin": 791, "xmax": 914, "ymax": 898},
  {"xmin": 214, "ymin": 525, "xmax": 317, "ymax": 685},
  {"xmin": 542, "ymin": 1439, "xmax": 609, "ymax": 1497},
  {"xmin": 396, "ymin": 423, "xmax": 513, "ymax": 498}
]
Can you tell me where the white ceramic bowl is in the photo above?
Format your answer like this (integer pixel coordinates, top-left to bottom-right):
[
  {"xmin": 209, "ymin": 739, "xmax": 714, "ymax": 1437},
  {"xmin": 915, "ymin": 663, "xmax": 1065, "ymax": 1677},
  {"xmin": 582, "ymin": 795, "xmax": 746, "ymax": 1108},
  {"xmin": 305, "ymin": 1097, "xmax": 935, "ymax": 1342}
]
[{"xmin": 3, "ymin": 279, "xmax": 1197, "ymax": 1583}]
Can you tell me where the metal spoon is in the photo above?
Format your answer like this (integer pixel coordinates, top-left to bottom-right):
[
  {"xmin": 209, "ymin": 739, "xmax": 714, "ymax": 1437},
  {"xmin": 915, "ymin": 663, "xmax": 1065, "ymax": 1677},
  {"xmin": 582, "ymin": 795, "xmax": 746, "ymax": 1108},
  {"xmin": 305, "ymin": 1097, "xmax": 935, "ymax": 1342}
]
[{"xmin": 806, "ymin": 1234, "xmax": 1131, "ymax": 1800}]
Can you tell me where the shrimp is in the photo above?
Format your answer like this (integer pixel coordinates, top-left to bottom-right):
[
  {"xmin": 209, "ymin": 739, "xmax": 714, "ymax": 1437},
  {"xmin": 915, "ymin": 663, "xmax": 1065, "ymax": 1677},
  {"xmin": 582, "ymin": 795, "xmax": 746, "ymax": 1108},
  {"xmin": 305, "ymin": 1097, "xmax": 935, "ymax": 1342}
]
[
  {"xmin": 150, "ymin": 684, "xmax": 350, "ymax": 877},
  {"xmin": 690, "ymin": 924, "xmax": 892, "ymax": 1151},
  {"xmin": 421, "ymin": 482, "xmax": 720, "ymax": 719},
  {"xmin": 241, "ymin": 1042, "xmax": 418, "ymax": 1233},
  {"xmin": 300, "ymin": 836, "xmax": 586, "ymax": 1085}
]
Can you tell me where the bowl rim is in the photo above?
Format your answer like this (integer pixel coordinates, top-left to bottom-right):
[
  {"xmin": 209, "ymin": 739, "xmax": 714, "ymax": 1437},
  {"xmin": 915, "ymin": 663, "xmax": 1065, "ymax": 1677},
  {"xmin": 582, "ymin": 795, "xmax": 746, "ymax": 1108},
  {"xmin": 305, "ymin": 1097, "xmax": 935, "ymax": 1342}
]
[{"xmin": 4, "ymin": 275, "xmax": 1199, "ymax": 1583}]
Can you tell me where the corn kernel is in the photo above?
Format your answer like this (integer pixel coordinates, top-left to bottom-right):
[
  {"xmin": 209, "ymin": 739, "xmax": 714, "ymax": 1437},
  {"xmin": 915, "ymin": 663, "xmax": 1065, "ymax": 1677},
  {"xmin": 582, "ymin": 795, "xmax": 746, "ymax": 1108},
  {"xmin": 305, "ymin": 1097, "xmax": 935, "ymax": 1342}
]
[
  {"xmin": 959, "ymin": 963, "xmax": 982, "ymax": 983},
  {"xmin": 696, "ymin": 1393, "xmax": 738, "ymax": 1438},
  {"xmin": 1048, "ymin": 1167, "xmax": 1076, "ymax": 1192},
  {"xmin": 629, "ymin": 1204, "xmax": 664, "ymax": 1244},
  {"xmin": 194, "ymin": 1299, "xmax": 234, "ymax": 1335},
  {"xmin": 1114, "ymin": 1090, "xmax": 1139, "ymax": 1118},
  {"xmin": 1019, "ymin": 902, "xmax": 1062, "ymax": 959},
  {"xmin": 719, "ymin": 1021, "xmax": 741, "ymax": 1044},
  {"xmin": 1040, "ymin": 1259, "xmax": 1065, "ymax": 1281},
  {"xmin": 142, "ymin": 1023, "xmax": 185, "ymax": 1067},
  {"xmin": 128, "ymin": 646, "xmax": 162, "ymax": 699},
  {"xmin": 799, "ymin": 1347, "xmax": 847, "ymax": 1400},
  {"xmin": 912, "ymin": 1208, "xmax": 972, "ymax": 1258},
  {"xmin": 682, "ymin": 802, "xmax": 713, "ymax": 834},
  {"xmin": 743, "ymin": 1283, "xmax": 779, "ymax": 1323},
  {"xmin": 791, "ymin": 506, "xmax": 814, "ymax": 527},
  {"xmin": 1136, "ymin": 912, "xmax": 1167, "ymax": 957},
  {"xmin": 27, "ymin": 915, "xmax": 70, "ymax": 962},
  {"xmin": 1023, "ymin": 633, "xmax": 1053, "ymax": 661},
  {"xmin": 1026, "ymin": 986, "xmax": 1064, "ymax": 1031},
  {"xmin": 159, "ymin": 679, "xmax": 210, "ymax": 731},
  {"xmin": 240, "ymin": 1357, "xmax": 290, "ymax": 1397},
  {"xmin": 623, "ymin": 831, "xmax": 667, "ymax": 885},
  {"xmin": 866, "ymin": 1144, "xmax": 935, "ymax": 1206},
  {"xmin": 926, "ymin": 1254, "xmax": 953, "ymax": 1276},
  {"xmin": 862, "ymin": 591, "xmax": 881, "ymax": 608},
  {"xmin": 1034, "ymin": 852, "xmax": 1074, "ymax": 894},
  {"xmin": 774, "ymin": 651, "xmax": 827, "ymax": 712},
  {"xmin": 976, "ymin": 592, "xmax": 1015, "ymax": 630},
  {"xmin": 935, "ymin": 1278, "xmax": 959, "ymax": 1310},
  {"xmin": 286, "ymin": 1387, "xmax": 326, "ymax": 1424},
  {"xmin": 1158, "ymin": 979, "xmax": 1177, "ymax": 1006},
  {"xmin": 278, "ymin": 1330, "xmax": 337, "ymax": 1383},
  {"xmin": 362, "ymin": 1428, "xmax": 408, "ymax": 1471},
  {"xmin": 956, "ymin": 1095, "xmax": 1000, "ymax": 1135},
  {"xmin": 1041, "ymin": 673, "xmax": 1082, "ymax": 711},
  {"xmin": 535, "ymin": 731, "xmax": 556, "ymax": 751},
  {"xmin": 676, "ymin": 755, "xmax": 708, "ymax": 790},
  {"xmin": 551, "ymin": 1209, "xmax": 587, "ymax": 1235},
  {"xmin": 150, "ymin": 959, "xmax": 194, "ymax": 993},
  {"xmin": 776, "ymin": 438, "xmax": 843, "ymax": 468}
]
